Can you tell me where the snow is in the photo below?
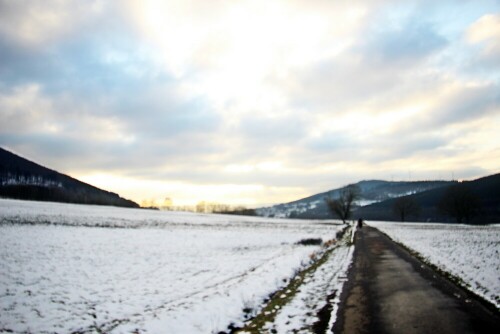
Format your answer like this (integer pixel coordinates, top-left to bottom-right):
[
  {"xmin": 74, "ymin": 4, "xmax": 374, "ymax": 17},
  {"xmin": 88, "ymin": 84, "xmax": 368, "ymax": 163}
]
[
  {"xmin": 271, "ymin": 243, "xmax": 354, "ymax": 334},
  {"xmin": 368, "ymin": 221, "xmax": 500, "ymax": 309},
  {"xmin": 0, "ymin": 199, "xmax": 344, "ymax": 333},
  {"xmin": 257, "ymin": 200, "xmax": 328, "ymax": 219},
  {"xmin": 355, "ymin": 199, "xmax": 379, "ymax": 207},
  {"xmin": 257, "ymin": 198, "xmax": 379, "ymax": 219},
  {"xmin": 0, "ymin": 174, "xmax": 62, "ymax": 188}
]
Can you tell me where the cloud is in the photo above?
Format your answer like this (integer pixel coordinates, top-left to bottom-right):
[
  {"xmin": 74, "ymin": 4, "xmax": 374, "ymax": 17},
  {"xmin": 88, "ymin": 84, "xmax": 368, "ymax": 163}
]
[
  {"xmin": 465, "ymin": 13, "xmax": 500, "ymax": 67},
  {"xmin": 0, "ymin": 0, "xmax": 107, "ymax": 47},
  {"xmin": 386, "ymin": 80, "xmax": 500, "ymax": 137},
  {"xmin": 466, "ymin": 13, "xmax": 500, "ymax": 47},
  {"xmin": 364, "ymin": 20, "xmax": 448, "ymax": 64},
  {"xmin": 0, "ymin": 84, "xmax": 223, "ymax": 175},
  {"xmin": 282, "ymin": 13, "xmax": 450, "ymax": 114},
  {"xmin": 0, "ymin": 0, "xmax": 499, "ymax": 205}
]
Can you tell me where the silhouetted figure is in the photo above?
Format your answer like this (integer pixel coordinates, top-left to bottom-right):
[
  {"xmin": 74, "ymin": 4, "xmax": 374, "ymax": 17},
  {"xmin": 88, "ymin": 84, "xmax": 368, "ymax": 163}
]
[{"xmin": 357, "ymin": 218, "xmax": 363, "ymax": 228}]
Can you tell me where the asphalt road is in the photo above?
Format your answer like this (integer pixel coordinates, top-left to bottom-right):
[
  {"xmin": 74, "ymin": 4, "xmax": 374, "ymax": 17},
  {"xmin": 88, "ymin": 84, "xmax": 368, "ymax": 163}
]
[{"xmin": 332, "ymin": 226, "xmax": 500, "ymax": 334}]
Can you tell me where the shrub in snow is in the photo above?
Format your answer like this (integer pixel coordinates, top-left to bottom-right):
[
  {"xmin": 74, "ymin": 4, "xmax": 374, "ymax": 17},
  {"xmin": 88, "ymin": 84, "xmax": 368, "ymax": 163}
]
[{"xmin": 296, "ymin": 238, "xmax": 323, "ymax": 246}]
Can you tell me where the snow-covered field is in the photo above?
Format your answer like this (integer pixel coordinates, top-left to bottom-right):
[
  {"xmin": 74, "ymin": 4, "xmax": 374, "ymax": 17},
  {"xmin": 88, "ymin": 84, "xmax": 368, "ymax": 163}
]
[
  {"xmin": 272, "ymin": 244, "xmax": 353, "ymax": 333},
  {"xmin": 0, "ymin": 199, "xmax": 346, "ymax": 333},
  {"xmin": 368, "ymin": 221, "xmax": 500, "ymax": 309}
]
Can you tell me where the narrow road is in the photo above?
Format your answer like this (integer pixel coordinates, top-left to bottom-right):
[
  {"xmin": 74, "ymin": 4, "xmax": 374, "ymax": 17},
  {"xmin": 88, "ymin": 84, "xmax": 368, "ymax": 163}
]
[{"xmin": 333, "ymin": 226, "xmax": 500, "ymax": 334}]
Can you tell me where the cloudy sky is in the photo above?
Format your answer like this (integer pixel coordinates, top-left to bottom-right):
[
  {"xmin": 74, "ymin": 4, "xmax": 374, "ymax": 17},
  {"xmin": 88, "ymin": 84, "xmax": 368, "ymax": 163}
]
[{"xmin": 1, "ymin": 0, "xmax": 499, "ymax": 207}]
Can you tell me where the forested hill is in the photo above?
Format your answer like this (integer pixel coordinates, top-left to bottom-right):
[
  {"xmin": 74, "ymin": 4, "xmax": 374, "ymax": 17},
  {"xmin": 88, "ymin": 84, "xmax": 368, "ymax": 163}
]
[
  {"xmin": 256, "ymin": 179, "xmax": 455, "ymax": 219},
  {"xmin": 0, "ymin": 147, "xmax": 139, "ymax": 208},
  {"xmin": 355, "ymin": 173, "xmax": 500, "ymax": 223},
  {"xmin": 256, "ymin": 173, "xmax": 498, "ymax": 223}
]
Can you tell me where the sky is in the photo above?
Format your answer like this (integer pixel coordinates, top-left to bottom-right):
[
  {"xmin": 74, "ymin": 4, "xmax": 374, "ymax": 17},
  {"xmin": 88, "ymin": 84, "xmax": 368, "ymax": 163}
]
[{"xmin": 0, "ymin": 0, "xmax": 499, "ymax": 207}]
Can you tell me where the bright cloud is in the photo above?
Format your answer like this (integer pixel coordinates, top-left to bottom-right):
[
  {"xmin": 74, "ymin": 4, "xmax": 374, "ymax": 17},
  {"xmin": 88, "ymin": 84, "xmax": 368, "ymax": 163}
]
[
  {"xmin": 0, "ymin": 0, "xmax": 499, "ymax": 206},
  {"xmin": 466, "ymin": 13, "xmax": 500, "ymax": 44},
  {"xmin": 466, "ymin": 13, "xmax": 500, "ymax": 63}
]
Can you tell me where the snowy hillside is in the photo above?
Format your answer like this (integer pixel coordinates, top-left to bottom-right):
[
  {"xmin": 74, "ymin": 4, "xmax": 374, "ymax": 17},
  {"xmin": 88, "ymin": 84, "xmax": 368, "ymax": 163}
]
[
  {"xmin": 257, "ymin": 180, "xmax": 453, "ymax": 219},
  {"xmin": 0, "ymin": 199, "xmax": 349, "ymax": 333}
]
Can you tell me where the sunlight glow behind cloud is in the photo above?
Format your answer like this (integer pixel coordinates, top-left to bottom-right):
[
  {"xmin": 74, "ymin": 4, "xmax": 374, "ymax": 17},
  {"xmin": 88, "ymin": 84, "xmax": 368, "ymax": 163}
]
[{"xmin": 0, "ymin": 0, "xmax": 499, "ymax": 206}]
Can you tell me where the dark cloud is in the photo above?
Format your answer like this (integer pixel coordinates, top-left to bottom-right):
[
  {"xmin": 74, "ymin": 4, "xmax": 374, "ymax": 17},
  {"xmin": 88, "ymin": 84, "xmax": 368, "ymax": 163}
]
[
  {"xmin": 431, "ymin": 83, "xmax": 499, "ymax": 125},
  {"xmin": 389, "ymin": 82, "xmax": 500, "ymax": 136},
  {"xmin": 367, "ymin": 133, "xmax": 449, "ymax": 163}
]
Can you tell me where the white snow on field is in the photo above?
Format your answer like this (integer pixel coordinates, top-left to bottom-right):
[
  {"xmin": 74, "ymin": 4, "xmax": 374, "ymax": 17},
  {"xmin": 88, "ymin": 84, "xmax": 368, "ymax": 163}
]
[
  {"xmin": 272, "ymin": 243, "xmax": 354, "ymax": 334},
  {"xmin": 368, "ymin": 221, "xmax": 500, "ymax": 309},
  {"xmin": 0, "ymin": 199, "xmax": 344, "ymax": 333}
]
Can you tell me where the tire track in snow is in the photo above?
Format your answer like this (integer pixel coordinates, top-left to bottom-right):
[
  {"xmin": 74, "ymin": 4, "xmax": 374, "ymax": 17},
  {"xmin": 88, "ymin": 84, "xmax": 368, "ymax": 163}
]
[{"xmin": 75, "ymin": 246, "xmax": 314, "ymax": 333}]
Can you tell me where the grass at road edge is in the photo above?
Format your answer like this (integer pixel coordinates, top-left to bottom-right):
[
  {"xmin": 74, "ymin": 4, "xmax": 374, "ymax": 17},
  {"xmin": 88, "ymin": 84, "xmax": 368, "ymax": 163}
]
[
  {"xmin": 374, "ymin": 228, "xmax": 500, "ymax": 313},
  {"xmin": 230, "ymin": 225, "xmax": 353, "ymax": 334}
]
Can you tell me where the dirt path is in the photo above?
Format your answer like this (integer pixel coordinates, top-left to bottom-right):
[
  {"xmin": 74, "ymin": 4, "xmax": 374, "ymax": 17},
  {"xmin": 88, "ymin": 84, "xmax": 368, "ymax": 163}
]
[{"xmin": 333, "ymin": 226, "xmax": 500, "ymax": 334}]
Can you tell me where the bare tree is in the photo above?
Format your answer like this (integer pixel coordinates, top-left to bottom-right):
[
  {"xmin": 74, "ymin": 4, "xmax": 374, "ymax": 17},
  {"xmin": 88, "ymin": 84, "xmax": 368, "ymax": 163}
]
[
  {"xmin": 196, "ymin": 201, "xmax": 208, "ymax": 213},
  {"xmin": 325, "ymin": 185, "xmax": 360, "ymax": 223},
  {"xmin": 393, "ymin": 196, "xmax": 420, "ymax": 222},
  {"xmin": 438, "ymin": 183, "xmax": 480, "ymax": 224}
]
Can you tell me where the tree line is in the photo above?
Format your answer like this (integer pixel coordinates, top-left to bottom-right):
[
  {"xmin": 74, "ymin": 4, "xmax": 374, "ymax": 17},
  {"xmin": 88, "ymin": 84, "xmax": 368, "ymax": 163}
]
[
  {"xmin": 0, "ymin": 184, "xmax": 139, "ymax": 208},
  {"xmin": 140, "ymin": 199, "xmax": 257, "ymax": 216},
  {"xmin": 0, "ymin": 171, "xmax": 138, "ymax": 208},
  {"xmin": 325, "ymin": 183, "xmax": 481, "ymax": 224}
]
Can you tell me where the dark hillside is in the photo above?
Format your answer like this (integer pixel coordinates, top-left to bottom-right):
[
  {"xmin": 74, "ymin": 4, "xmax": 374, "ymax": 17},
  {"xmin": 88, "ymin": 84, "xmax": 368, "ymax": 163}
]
[
  {"xmin": 257, "ymin": 180, "xmax": 455, "ymax": 219},
  {"xmin": 0, "ymin": 147, "xmax": 139, "ymax": 208},
  {"xmin": 356, "ymin": 173, "xmax": 500, "ymax": 223}
]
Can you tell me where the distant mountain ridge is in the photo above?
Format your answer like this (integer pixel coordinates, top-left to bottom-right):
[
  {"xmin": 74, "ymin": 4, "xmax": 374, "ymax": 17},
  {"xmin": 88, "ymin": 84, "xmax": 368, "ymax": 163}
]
[
  {"xmin": 258, "ymin": 174, "xmax": 499, "ymax": 223},
  {"xmin": 257, "ymin": 179, "xmax": 456, "ymax": 219},
  {"xmin": 356, "ymin": 173, "xmax": 500, "ymax": 223},
  {"xmin": 0, "ymin": 147, "xmax": 139, "ymax": 208}
]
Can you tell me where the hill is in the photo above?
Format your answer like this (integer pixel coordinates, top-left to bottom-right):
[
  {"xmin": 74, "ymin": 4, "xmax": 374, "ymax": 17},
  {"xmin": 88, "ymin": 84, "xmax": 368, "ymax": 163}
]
[
  {"xmin": 256, "ymin": 180, "xmax": 455, "ymax": 219},
  {"xmin": 0, "ymin": 147, "xmax": 139, "ymax": 208},
  {"xmin": 356, "ymin": 173, "xmax": 500, "ymax": 223}
]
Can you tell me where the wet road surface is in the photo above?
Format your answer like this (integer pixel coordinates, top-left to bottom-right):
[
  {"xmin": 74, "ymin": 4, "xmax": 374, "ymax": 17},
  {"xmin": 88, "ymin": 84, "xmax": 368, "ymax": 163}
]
[{"xmin": 333, "ymin": 226, "xmax": 500, "ymax": 334}]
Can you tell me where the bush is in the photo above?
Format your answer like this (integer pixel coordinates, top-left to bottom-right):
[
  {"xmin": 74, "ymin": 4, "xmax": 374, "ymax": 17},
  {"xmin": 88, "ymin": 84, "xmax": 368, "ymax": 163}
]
[{"xmin": 296, "ymin": 238, "xmax": 323, "ymax": 246}]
